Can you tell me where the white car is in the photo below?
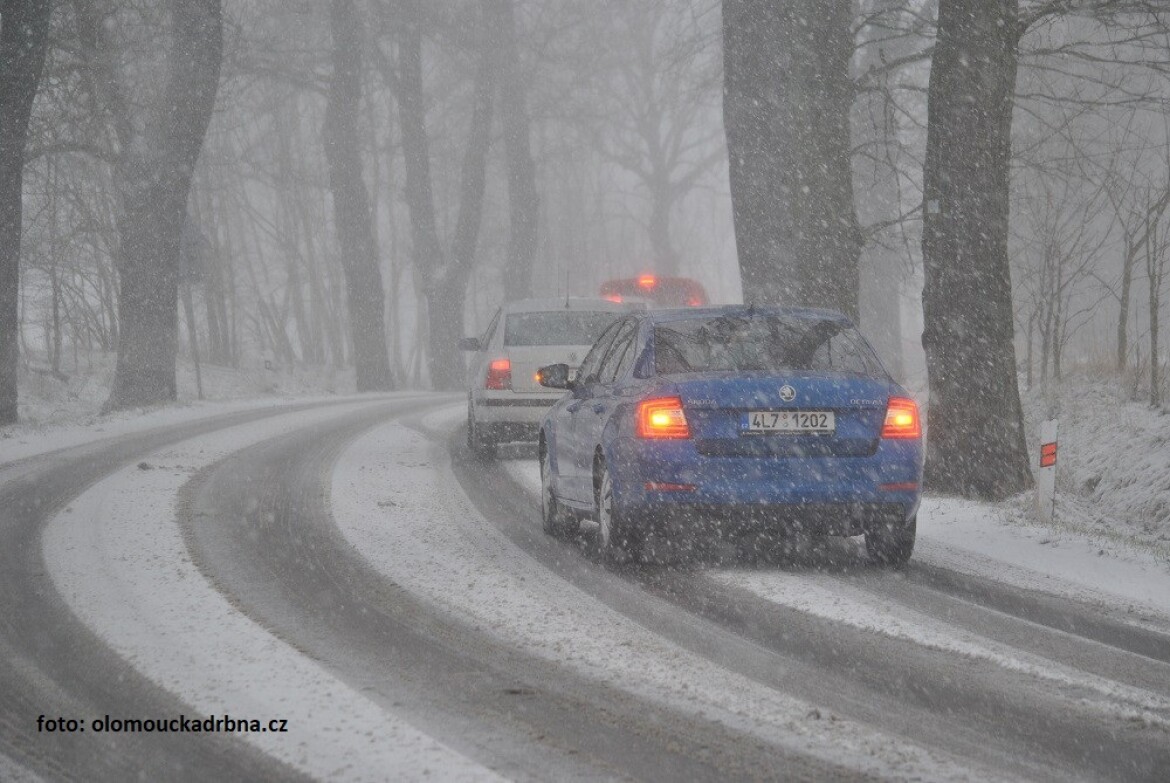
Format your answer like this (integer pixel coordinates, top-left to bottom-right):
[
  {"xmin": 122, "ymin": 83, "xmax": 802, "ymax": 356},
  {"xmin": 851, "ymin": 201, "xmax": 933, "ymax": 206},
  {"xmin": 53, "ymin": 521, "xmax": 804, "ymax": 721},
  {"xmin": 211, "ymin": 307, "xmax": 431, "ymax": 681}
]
[{"xmin": 461, "ymin": 298, "xmax": 640, "ymax": 457}]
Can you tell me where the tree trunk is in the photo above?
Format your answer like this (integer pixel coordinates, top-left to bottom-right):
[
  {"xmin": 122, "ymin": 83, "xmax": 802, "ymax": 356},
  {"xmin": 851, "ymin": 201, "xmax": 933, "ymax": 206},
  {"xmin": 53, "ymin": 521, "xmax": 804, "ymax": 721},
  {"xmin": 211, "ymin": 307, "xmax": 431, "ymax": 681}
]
[
  {"xmin": 648, "ymin": 178, "xmax": 678, "ymax": 275},
  {"xmin": 395, "ymin": 0, "xmax": 496, "ymax": 390},
  {"xmin": 324, "ymin": 0, "xmax": 393, "ymax": 391},
  {"xmin": 0, "ymin": 0, "xmax": 52, "ymax": 424},
  {"xmin": 181, "ymin": 283, "xmax": 203, "ymax": 399},
  {"xmin": 722, "ymin": 0, "xmax": 860, "ymax": 317},
  {"xmin": 1025, "ymin": 313, "xmax": 1034, "ymax": 390},
  {"xmin": 105, "ymin": 0, "xmax": 223, "ymax": 411},
  {"xmin": 1151, "ymin": 284, "xmax": 1161, "ymax": 408},
  {"xmin": 490, "ymin": 0, "xmax": 539, "ymax": 301},
  {"xmin": 1148, "ymin": 220, "xmax": 1163, "ymax": 408},
  {"xmin": 920, "ymin": 0, "xmax": 1032, "ymax": 498},
  {"xmin": 1118, "ymin": 237, "xmax": 1134, "ymax": 371},
  {"xmin": 395, "ymin": 0, "xmax": 446, "ymax": 386},
  {"xmin": 428, "ymin": 15, "xmax": 496, "ymax": 390}
]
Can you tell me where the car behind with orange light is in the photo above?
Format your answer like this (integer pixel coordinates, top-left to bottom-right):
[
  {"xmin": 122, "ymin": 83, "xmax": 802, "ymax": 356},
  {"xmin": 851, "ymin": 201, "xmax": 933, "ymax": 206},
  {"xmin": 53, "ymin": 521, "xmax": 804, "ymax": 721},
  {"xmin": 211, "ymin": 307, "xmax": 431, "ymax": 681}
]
[
  {"xmin": 536, "ymin": 306, "xmax": 923, "ymax": 566},
  {"xmin": 460, "ymin": 298, "xmax": 640, "ymax": 457},
  {"xmin": 599, "ymin": 275, "xmax": 709, "ymax": 307}
]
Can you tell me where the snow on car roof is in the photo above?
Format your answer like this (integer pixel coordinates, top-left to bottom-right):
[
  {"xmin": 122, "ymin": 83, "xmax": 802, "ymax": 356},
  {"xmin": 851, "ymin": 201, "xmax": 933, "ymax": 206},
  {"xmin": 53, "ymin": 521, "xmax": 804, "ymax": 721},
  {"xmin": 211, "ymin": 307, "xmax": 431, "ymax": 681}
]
[
  {"xmin": 500, "ymin": 297, "xmax": 643, "ymax": 313},
  {"xmin": 640, "ymin": 304, "xmax": 852, "ymax": 325}
]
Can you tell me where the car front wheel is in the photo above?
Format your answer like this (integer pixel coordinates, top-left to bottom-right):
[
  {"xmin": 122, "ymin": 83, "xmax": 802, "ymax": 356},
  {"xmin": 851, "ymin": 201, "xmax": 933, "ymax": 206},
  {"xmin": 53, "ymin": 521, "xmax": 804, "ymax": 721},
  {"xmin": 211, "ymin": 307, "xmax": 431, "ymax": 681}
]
[
  {"xmin": 865, "ymin": 514, "xmax": 916, "ymax": 568},
  {"xmin": 540, "ymin": 441, "xmax": 575, "ymax": 537}
]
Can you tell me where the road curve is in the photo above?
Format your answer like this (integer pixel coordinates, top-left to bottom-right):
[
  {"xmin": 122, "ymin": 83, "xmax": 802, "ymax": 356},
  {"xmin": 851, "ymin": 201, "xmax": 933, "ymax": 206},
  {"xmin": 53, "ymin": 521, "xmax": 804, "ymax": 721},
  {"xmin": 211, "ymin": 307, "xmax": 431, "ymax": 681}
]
[
  {"xmin": 181, "ymin": 397, "xmax": 872, "ymax": 781},
  {"xmin": 450, "ymin": 430, "xmax": 1170, "ymax": 783},
  {"xmin": 7, "ymin": 395, "xmax": 1169, "ymax": 781},
  {"xmin": 0, "ymin": 401, "xmax": 367, "ymax": 782}
]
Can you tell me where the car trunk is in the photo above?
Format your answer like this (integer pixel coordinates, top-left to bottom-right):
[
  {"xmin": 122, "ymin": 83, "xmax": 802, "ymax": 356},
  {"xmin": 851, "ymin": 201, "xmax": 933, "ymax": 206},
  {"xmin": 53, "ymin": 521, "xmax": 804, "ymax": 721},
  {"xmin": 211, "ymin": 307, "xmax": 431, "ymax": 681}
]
[
  {"xmin": 670, "ymin": 373, "xmax": 891, "ymax": 457},
  {"xmin": 505, "ymin": 345, "xmax": 594, "ymax": 393}
]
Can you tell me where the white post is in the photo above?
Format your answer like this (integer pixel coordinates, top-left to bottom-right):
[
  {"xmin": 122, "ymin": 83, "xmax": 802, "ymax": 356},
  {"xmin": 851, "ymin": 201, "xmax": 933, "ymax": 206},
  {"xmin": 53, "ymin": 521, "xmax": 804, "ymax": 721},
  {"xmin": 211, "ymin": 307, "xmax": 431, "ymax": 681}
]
[{"xmin": 1036, "ymin": 419, "xmax": 1058, "ymax": 524}]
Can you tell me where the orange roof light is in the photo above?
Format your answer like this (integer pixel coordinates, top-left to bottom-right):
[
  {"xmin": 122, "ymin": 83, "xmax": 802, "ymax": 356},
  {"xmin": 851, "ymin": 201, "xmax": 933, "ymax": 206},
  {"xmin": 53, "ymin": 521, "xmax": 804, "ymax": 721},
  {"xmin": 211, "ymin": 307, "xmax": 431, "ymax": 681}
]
[{"xmin": 638, "ymin": 274, "xmax": 657, "ymax": 289}]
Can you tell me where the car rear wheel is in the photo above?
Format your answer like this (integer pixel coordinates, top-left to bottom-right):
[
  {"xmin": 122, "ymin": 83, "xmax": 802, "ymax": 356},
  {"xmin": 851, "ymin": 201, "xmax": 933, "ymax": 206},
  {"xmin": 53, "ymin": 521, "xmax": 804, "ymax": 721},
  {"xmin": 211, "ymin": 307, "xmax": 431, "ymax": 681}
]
[
  {"xmin": 540, "ymin": 442, "xmax": 575, "ymax": 537},
  {"xmin": 865, "ymin": 514, "xmax": 916, "ymax": 568},
  {"xmin": 466, "ymin": 401, "xmax": 496, "ymax": 459},
  {"xmin": 595, "ymin": 461, "xmax": 638, "ymax": 564}
]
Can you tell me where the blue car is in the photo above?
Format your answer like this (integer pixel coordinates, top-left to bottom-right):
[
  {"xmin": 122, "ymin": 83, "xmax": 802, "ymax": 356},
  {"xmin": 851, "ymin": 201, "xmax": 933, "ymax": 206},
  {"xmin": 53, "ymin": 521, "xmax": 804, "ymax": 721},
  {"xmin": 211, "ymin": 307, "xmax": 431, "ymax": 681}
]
[{"xmin": 536, "ymin": 306, "xmax": 923, "ymax": 566}]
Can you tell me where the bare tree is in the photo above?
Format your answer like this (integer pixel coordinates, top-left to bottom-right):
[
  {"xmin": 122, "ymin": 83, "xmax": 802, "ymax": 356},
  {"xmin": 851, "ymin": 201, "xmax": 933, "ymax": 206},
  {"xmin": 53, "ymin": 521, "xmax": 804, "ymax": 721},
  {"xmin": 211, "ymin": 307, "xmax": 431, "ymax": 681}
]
[
  {"xmin": 1144, "ymin": 183, "xmax": 1169, "ymax": 408},
  {"xmin": 324, "ymin": 0, "xmax": 393, "ymax": 391},
  {"xmin": 920, "ymin": 0, "xmax": 1032, "ymax": 498},
  {"xmin": 723, "ymin": 0, "xmax": 861, "ymax": 317},
  {"xmin": 1014, "ymin": 171, "xmax": 1112, "ymax": 386},
  {"xmin": 0, "ymin": 0, "xmax": 52, "ymax": 423},
  {"xmin": 388, "ymin": 0, "xmax": 496, "ymax": 390},
  {"xmin": 490, "ymin": 0, "xmax": 539, "ymax": 300},
  {"xmin": 86, "ymin": 0, "xmax": 224, "ymax": 411}
]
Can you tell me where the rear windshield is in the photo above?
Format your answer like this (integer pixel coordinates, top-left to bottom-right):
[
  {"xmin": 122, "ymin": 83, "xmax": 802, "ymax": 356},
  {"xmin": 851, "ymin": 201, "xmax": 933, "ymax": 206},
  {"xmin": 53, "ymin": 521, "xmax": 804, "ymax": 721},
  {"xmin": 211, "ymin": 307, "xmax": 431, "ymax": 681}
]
[
  {"xmin": 653, "ymin": 314, "xmax": 886, "ymax": 376},
  {"xmin": 504, "ymin": 311, "xmax": 625, "ymax": 347}
]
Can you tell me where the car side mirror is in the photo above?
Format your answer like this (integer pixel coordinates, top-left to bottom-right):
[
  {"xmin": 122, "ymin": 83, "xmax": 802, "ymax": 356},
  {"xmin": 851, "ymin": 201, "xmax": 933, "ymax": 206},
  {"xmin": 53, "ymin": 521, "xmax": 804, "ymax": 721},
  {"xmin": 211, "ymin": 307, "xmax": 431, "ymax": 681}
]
[
  {"xmin": 458, "ymin": 337, "xmax": 481, "ymax": 351},
  {"xmin": 537, "ymin": 363, "xmax": 573, "ymax": 390}
]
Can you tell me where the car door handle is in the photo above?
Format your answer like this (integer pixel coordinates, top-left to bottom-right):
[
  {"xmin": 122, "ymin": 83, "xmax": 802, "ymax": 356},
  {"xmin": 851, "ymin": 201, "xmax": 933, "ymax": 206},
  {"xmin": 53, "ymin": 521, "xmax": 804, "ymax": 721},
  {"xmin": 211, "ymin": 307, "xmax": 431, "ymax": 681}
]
[{"xmin": 592, "ymin": 403, "xmax": 606, "ymax": 414}]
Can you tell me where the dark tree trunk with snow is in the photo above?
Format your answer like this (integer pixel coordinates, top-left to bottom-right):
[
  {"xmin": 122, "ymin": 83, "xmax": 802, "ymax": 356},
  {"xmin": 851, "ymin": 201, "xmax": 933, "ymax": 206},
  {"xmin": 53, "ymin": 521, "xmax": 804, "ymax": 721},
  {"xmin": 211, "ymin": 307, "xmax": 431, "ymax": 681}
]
[
  {"xmin": 325, "ymin": 0, "xmax": 393, "ymax": 392},
  {"xmin": 920, "ymin": 0, "xmax": 1032, "ymax": 499},
  {"xmin": 431, "ymin": 33, "xmax": 495, "ymax": 390},
  {"xmin": 396, "ymin": 0, "xmax": 495, "ymax": 390},
  {"xmin": 105, "ymin": 0, "xmax": 223, "ymax": 411},
  {"xmin": 722, "ymin": 0, "xmax": 861, "ymax": 318},
  {"xmin": 491, "ymin": 0, "xmax": 539, "ymax": 301},
  {"xmin": 0, "ymin": 0, "xmax": 52, "ymax": 424}
]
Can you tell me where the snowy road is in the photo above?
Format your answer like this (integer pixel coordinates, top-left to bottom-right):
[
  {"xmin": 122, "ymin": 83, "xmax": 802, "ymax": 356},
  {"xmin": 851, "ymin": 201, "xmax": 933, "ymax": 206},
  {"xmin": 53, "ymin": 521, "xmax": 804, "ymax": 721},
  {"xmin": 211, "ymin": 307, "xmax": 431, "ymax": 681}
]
[{"xmin": 4, "ymin": 395, "xmax": 1170, "ymax": 780}]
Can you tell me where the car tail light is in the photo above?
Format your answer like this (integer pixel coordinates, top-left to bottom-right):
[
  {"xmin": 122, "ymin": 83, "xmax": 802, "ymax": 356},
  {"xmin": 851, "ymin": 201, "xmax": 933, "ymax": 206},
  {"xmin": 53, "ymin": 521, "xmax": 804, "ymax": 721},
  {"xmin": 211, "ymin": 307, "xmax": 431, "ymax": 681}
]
[
  {"xmin": 636, "ymin": 397, "xmax": 690, "ymax": 439},
  {"xmin": 603, "ymin": 293, "xmax": 622, "ymax": 303},
  {"xmin": 645, "ymin": 481, "xmax": 695, "ymax": 492},
  {"xmin": 686, "ymin": 296, "xmax": 703, "ymax": 306},
  {"xmin": 881, "ymin": 397, "xmax": 920, "ymax": 439},
  {"xmin": 485, "ymin": 358, "xmax": 511, "ymax": 390}
]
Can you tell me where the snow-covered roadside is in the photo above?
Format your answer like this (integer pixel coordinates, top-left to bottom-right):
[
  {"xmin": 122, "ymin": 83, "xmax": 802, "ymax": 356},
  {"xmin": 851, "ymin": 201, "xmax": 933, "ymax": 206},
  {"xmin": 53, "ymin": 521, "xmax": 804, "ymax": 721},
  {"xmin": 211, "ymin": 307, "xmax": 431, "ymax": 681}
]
[
  {"xmin": 1, "ymin": 393, "xmax": 422, "ymax": 468},
  {"xmin": 504, "ymin": 458, "xmax": 1170, "ymax": 630},
  {"xmin": 918, "ymin": 497, "xmax": 1170, "ymax": 629},
  {"xmin": 710, "ymin": 568, "xmax": 1170, "ymax": 721},
  {"xmin": 1021, "ymin": 374, "xmax": 1170, "ymax": 555},
  {"xmin": 332, "ymin": 415, "xmax": 996, "ymax": 782},
  {"xmin": 504, "ymin": 458, "xmax": 1170, "ymax": 716},
  {"xmin": 42, "ymin": 402, "xmax": 498, "ymax": 783}
]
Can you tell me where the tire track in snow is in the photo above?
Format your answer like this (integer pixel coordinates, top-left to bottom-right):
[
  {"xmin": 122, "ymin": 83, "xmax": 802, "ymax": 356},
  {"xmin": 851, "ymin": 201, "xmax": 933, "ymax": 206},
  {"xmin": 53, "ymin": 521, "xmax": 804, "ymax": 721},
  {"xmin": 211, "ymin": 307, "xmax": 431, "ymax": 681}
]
[
  {"xmin": 479, "ymin": 436, "xmax": 1170, "ymax": 782},
  {"xmin": 337, "ymin": 414, "xmax": 1000, "ymax": 782},
  {"xmin": 43, "ymin": 400, "xmax": 500, "ymax": 783},
  {"xmin": 0, "ymin": 397, "xmax": 371, "ymax": 783}
]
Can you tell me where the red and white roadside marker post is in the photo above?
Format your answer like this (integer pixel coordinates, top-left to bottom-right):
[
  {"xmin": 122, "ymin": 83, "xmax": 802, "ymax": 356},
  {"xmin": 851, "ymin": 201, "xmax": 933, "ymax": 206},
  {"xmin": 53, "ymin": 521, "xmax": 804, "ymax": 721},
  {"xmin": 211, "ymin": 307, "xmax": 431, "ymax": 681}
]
[{"xmin": 1037, "ymin": 419, "xmax": 1058, "ymax": 524}]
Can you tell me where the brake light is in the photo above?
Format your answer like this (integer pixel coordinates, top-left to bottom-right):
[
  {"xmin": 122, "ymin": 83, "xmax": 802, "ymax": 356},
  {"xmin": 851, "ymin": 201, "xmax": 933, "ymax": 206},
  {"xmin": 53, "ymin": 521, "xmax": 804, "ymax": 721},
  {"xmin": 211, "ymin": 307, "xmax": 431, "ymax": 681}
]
[
  {"xmin": 686, "ymin": 296, "xmax": 702, "ymax": 306},
  {"xmin": 485, "ymin": 358, "xmax": 511, "ymax": 390},
  {"xmin": 603, "ymin": 293, "xmax": 622, "ymax": 303},
  {"xmin": 638, "ymin": 274, "xmax": 657, "ymax": 289},
  {"xmin": 881, "ymin": 397, "xmax": 920, "ymax": 439},
  {"xmin": 636, "ymin": 397, "xmax": 690, "ymax": 439}
]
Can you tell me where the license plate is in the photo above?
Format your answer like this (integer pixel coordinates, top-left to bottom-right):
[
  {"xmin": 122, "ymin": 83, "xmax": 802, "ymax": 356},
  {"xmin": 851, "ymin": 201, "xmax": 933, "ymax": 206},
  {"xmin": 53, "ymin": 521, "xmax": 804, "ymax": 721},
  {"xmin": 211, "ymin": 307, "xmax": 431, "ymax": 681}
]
[{"xmin": 740, "ymin": 410, "xmax": 835, "ymax": 434}]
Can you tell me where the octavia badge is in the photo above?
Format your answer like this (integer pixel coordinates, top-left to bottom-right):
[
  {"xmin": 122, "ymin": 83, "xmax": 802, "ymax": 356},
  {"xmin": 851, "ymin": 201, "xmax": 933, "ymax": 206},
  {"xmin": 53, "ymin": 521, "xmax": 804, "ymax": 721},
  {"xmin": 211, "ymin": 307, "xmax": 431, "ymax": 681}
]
[{"xmin": 779, "ymin": 384, "xmax": 796, "ymax": 402}]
